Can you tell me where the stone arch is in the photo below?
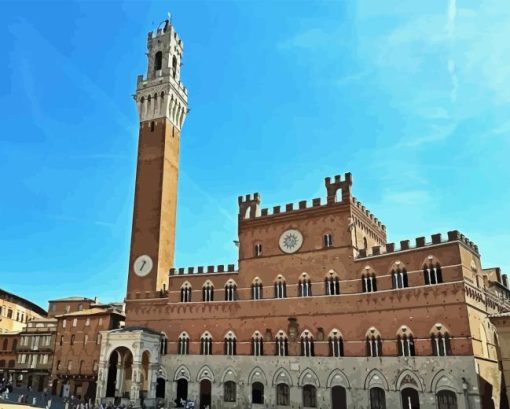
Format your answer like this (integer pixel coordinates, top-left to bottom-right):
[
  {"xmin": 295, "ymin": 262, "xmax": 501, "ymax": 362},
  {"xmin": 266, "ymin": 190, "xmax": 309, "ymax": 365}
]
[
  {"xmin": 431, "ymin": 370, "xmax": 460, "ymax": 394},
  {"xmin": 327, "ymin": 369, "xmax": 350, "ymax": 389},
  {"xmin": 396, "ymin": 369, "xmax": 424, "ymax": 392},
  {"xmin": 396, "ymin": 325, "xmax": 413, "ymax": 337},
  {"xmin": 389, "ymin": 260, "xmax": 406, "ymax": 272},
  {"xmin": 298, "ymin": 368, "xmax": 320, "ymax": 387},
  {"xmin": 272, "ymin": 367, "xmax": 293, "ymax": 387},
  {"xmin": 158, "ymin": 365, "xmax": 169, "ymax": 381},
  {"xmin": 248, "ymin": 367, "xmax": 267, "ymax": 385},
  {"xmin": 174, "ymin": 365, "xmax": 191, "ymax": 381},
  {"xmin": 225, "ymin": 279, "xmax": 237, "ymax": 287},
  {"xmin": 197, "ymin": 365, "xmax": 214, "ymax": 382},
  {"xmin": 299, "ymin": 272, "xmax": 311, "ymax": 280},
  {"xmin": 181, "ymin": 281, "xmax": 191, "ymax": 289},
  {"xmin": 364, "ymin": 369, "xmax": 389, "ymax": 390},
  {"xmin": 430, "ymin": 323, "xmax": 450, "ymax": 336},
  {"xmin": 221, "ymin": 367, "xmax": 237, "ymax": 383},
  {"xmin": 361, "ymin": 265, "xmax": 376, "ymax": 275}
]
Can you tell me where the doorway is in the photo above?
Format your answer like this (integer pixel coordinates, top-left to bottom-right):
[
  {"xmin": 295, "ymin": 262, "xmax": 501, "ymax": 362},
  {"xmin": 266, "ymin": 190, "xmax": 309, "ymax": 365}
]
[
  {"xmin": 332, "ymin": 385, "xmax": 347, "ymax": 409},
  {"xmin": 401, "ymin": 388, "xmax": 420, "ymax": 409},
  {"xmin": 176, "ymin": 379, "xmax": 188, "ymax": 407},
  {"xmin": 199, "ymin": 379, "xmax": 211, "ymax": 409}
]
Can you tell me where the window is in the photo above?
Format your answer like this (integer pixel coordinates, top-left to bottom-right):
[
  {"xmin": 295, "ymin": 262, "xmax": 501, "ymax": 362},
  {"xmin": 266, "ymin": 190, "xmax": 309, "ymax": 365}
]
[
  {"xmin": 56, "ymin": 360, "xmax": 61, "ymax": 370},
  {"xmin": 70, "ymin": 335, "xmax": 75, "ymax": 345},
  {"xmin": 224, "ymin": 281, "xmax": 237, "ymax": 301},
  {"xmin": 2, "ymin": 339, "xmax": 7, "ymax": 350},
  {"xmin": 98, "ymin": 318, "xmax": 103, "ymax": 326},
  {"xmin": 274, "ymin": 277, "xmax": 287, "ymax": 299},
  {"xmin": 67, "ymin": 360, "xmax": 73, "ymax": 371},
  {"xmin": 299, "ymin": 275, "xmax": 312, "ymax": 297},
  {"xmin": 303, "ymin": 385, "xmax": 317, "ymax": 408},
  {"xmin": 224, "ymin": 332, "xmax": 236, "ymax": 355},
  {"xmin": 437, "ymin": 390, "xmax": 458, "ymax": 409},
  {"xmin": 301, "ymin": 332, "xmax": 314, "ymax": 357},
  {"xmin": 424, "ymin": 261, "xmax": 443, "ymax": 285},
  {"xmin": 325, "ymin": 273, "xmax": 340, "ymax": 295},
  {"xmin": 72, "ymin": 318, "xmax": 77, "ymax": 327},
  {"xmin": 65, "ymin": 305, "xmax": 70, "ymax": 313},
  {"xmin": 78, "ymin": 304, "xmax": 83, "ymax": 311},
  {"xmin": 251, "ymin": 279, "xmax": 263, "ymax": 300},
  {"xmin": 84, "ymin": 335, "xmax": 88, "ymax": 345},
  {"xmin": 93, "ymin": 361, "xmax": 98, "ymax": 372},
  {"xmin": 370, "ymin": 387, "xmax": 386, "ymax": 409},
  {"xmin": 362, "ymin": 273, "xmax": 377, "ymax": 293},
  {"xmin": 277, "ymin": 383, "xmax": 290, "ymax": 406},
  {"xmin": 172, "ymin": 55, "xmax": 178, "ymax": 79},
  {"xmin": 200, "ymin": 333, "xmax": 212, "ymax": 355},
  {"xmin": 431, "ymin": 332, "xmax": 451, "ymax": 356},
  {"xmin": 224, "ymin": 381, "xmax": 236, "ymax": 402},
  {"xmin": 275, "ymin": 332, "xmax": 288, "ymax": 357},
  {"xmin": 202, "ymin": 282, "xmax": 214, "ymax": 302},
  {"xmin": 160, "ymin": 335, "xmax": 168, "ymax": 355},
  {"xmin": 154, "ymin": 51, "xmax": 163, "ymax": 71},
  {"xmin": 397, "ymin": 334, "xmax": 415, "ymax": 357},
  {"xmin": 252, "ymin": 382, "xmax": 264, "ymax": 404},
  {"xmin": 255, "ymin": 243, "xmax": 262, "ymax": 257},
  {"xmin": 180, "ymin": 283, "xmax": 192, "ymax": 303},
  {"xmin": 79, "ymin": 360, "xmax": 84, "ymax": 374},
  {"xmin": 391, "ymin": 266, "xmax": 408, "ymax": 289},
  {"xmin": 323, "ymin": 233, "xmax": 333, "ymax": 248},
  {"xmin": 96, "ymin": 333, "xmax": 101, "ymax": 345},
  {"xmin": 366, "ymin": 329, "xmax": 382, "ymax": 357},
  {"xmin": 85, "ymin": 318, "xmax": 90, "ymax": 326},
  {"xmin": 329, "ymin": 331, "xmax": 344, "ymax": 357},
  {"xmin": 252, "ymin": 332, "xmax": 264, "ymax": 356},
  {"xmin": 7, "ymin": 309, "xmax": 13, "ymax": 319},
  {"xmin": 62, "ymin": 320, "xmax": 66, "ymax": 328},
  {"xmin": 178, "ymin": 333, "xmax": 189, "ymax": 355},
  {"xmin": 60, "ymin": 336, "xmax": 64, "ymax": 346}
]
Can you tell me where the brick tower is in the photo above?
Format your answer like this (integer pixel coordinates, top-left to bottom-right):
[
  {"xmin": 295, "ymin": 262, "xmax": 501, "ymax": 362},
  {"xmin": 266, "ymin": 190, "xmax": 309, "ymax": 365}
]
[{"xmin": 126, "ymin": 20, "xmax": 188, "ymax": 299}]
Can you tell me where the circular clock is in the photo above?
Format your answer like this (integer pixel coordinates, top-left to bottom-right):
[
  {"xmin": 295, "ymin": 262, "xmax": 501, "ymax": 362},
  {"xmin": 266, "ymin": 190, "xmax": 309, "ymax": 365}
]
[
  {"xmin": 133, "ymin": 255, "xmax": 153, "ymax": 277},
  {"xmin": 279, "ymin": 229, "xmax": 303, "ymax": 254}
]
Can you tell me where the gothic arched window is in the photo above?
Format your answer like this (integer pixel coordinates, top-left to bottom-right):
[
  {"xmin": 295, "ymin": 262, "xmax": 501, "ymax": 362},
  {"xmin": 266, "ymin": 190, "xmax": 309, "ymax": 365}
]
[
  {"xmin": 224, "ymin": 331, "xmax": 236, "ymax": 355},
  {"xmin": 366, "ymin": 328, "xmax": 382, "ymax": 357},
  {"xmin": 200, "ymin": 332, "xmax": 212, "ymax": 355},
  {"xmin": 274, "ymin": 276, "xmax": 287, "ymax": 299},
  {"xmin": 396, "ymin": 326, "xmax": 415, "ymax": 357},
  {"xmin": 275, "ymin": 331, "xmax": 288, "ymax": 356},
  {"xmin": 329, "ymin": 329, "xmax": 344, "ymax": 357},
  {"xmin": 424, "ymin": 260, "xmax": 443, "ymax": 285},
  {"xmin": 299, "ymin": 273, "xmax": 312, "ymax": 297},
  {"xmin": 225, "ymin": 281, "xmax": 237, "ymax": 301},
  {"xmin": 178, "ymin": 332, "xmax": 189, "ymax": 355},
  {"xmin": 180, "ymin": 282, "xmax": 192, "ymax": 303},
  {"xmin": 252, "ymin": 332, "xmax": 264, "ymax": 356},
  {"xmin": 251, "ymin": 278, "xmax": 263, "ymax": 300},
  {"xmin": 300, "ymin": 331, "xmax": 315, "ymax": 357},
  {"xmin": 325, "ymin": 271, "xmax": 340, "ymax": 295},
  {"xmin": 202, "ymin": 281, "xmax": 214, "ymax": 302},
  {"xmin": 431, "ymin": 324, "xmax": 451, "ymax": 356},
  {"xmin": 391, "ymin": 264, "xmax": 408, "ymax": 289}
]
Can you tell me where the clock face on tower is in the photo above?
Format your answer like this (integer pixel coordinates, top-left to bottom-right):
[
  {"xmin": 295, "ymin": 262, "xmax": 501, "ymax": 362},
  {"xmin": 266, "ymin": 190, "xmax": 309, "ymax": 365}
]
[
  {"xmin": 133, "ymin": 255, "xmax": 153, "ymax": 277},
  {"xmin": 279, "ymin": 229, "xmax": 304, "ymax": 254}
]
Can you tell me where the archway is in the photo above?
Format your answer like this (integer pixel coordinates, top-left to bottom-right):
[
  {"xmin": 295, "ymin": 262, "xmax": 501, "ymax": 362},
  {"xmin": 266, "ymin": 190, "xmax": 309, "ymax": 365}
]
[
  {"xmin": 437, "ymin": 390, "xmax": 458, "ymax": 409},
  {"xmin": 200, "ymin": 379, "xmax": 211, "ymax": 409},
  {"xmin": 156, "ymin": 378, "xmax": 165, "ymax": 399},
  {"xmin": 401, "ymin": 388, "xmax": 420, "ymax": 409},
  {"xmin": 176, "ymin": 378, "xmax": 188, "ymax": 407},
  {"xmin": 106, "ymin": 347, "xmax": 133, "ymax": 399},
  {"xmin": 332, "ymin": 385, "xmax": 347, "ymax": 409}
]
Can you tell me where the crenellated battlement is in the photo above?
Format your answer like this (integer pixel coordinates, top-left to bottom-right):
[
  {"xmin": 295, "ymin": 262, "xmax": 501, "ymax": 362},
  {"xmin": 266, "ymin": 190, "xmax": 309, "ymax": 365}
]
[
  {"xmin": 238, "ymin": 172, "xmax": 360, "ymax": 222},
  {"xmin": 356, "ymin": 230, "xmax": 479, "ymax": 259},
  {"xmin": 169, "ymin": 264, "xmax": 237, "ymax": 276},
  {"xmin": 351, "ymin": 196, "xmax": 386, "ymax": 232}
]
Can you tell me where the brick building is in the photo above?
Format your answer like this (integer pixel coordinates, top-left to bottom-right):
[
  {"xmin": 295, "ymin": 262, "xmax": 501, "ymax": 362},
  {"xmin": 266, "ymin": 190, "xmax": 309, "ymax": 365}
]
[
  {"xmin": 94, "ymin": 18, "xmax": 510, "ymax": 409},
  {"xmin": 50, "ymin": 298, "xmax": 124, "ymax": 401}
]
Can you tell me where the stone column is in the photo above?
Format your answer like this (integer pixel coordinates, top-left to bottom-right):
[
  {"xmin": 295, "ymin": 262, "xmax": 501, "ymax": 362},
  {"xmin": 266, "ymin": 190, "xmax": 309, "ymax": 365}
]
[
  {"xmin": 95, "ymin": 361, "xmax": 108, "ymax": 405},
  {"xmin": 130, "ymin": 361, "xmax": 142, "ymax": 406},
  {"xmin": 147, "ymin": 363, "xmax": 159, "ymax": 399}
]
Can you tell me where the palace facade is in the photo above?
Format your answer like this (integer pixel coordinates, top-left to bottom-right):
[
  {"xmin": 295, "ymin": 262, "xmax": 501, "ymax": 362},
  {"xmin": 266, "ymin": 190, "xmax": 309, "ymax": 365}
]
[{"xmin": 95, "ymin": 18, "xmax": 510, "ymax": 409}]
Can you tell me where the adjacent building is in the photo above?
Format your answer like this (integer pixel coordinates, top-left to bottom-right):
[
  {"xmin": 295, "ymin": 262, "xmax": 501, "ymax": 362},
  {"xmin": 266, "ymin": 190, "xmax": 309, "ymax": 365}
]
[
  {"xmin": 15, "ymin": 317, "xmax": 57, "ymax": 392},
  {"xmin": 50, "ymin": 299, "xmax": 125, "ymax": 401},
  {"xmin": 0, "ymin": 289, "xmax": 46, "ymax": 334},
  {"xmin": 81, "ymin": 17, "xmax": 509, "ymax": 409},
  {"xmin": 0, "ymin": 332, "xmax": 20, "ymax": 383}
]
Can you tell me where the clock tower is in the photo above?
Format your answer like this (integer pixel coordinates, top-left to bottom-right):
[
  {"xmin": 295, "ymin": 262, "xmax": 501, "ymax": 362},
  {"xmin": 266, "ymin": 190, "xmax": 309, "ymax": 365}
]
[{"xmin": 126, "ymin": 20, "xmax": 188, "ymax": 299}]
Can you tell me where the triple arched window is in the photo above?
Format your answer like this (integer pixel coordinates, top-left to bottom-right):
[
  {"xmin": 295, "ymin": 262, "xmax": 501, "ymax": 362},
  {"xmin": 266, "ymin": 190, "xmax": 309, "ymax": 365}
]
[
  {"xmin": 362, "ymin": 272, "xmax": 377, "ymax": 292},
  {"xmin": 396, "ymin": 327, "xmax": 415, "ymax": 357},
  {"xmin": 202, "ymin": 282, "xmax": 214, "ymax": 302},
  {"xmin": 178, "ymin": 333, "xmax": 189, "ymax": 355},
  {"xmin": 366, "ymin": 328, "xmax": 382, "ymax": 357},
  {"xmin": 298, "ymin": 274, "xmax": 312, "ymax": 297},
  {"xmin": 329, "ymin": 330, "xmax": 344, "ymax": 357},
  {"xmin": 274, "ymin": 276, "xmax": 287, "ymax": 299},
  {"xmin": 251, "ymin": 279, "xmax": 263, "ymax": 300},
  {"xmin": 431, "ymin": 324, "xmax": 451, "ymax": 356},
  {"xmin": 180, "ymin": 282, "xmax": 192, "ymax": 303},
  {"xmin": 300, "ymin": 331, "xmax": 315, "ymax": 357},
  {"xmin": 325, "ymin": 272, "xmax": 340, "ymax": 295},
  {"xmin": 225, "ymin": 281, "xmax": 237, "ymax": 301},
  {"xmin": 391, "ymin": 265, "xmax": 408, "ymax": 289},
  {"xmin": 224, "ymin": 331, "xmax": 237, "ymax": 355},
  {"xmin": 275, "ymin": 332, "xmax": 289, "ymax": 356},
  {"xmin": 200, "ymin": 333, "xmax": 212, "ymax": 355},
  {"xmin": 252, "ymin": 332, "xmax": 264, "ymax": 356},
  {"xmin": 424, "ymin": 261, "xmax": 443, "ymax": 285}
]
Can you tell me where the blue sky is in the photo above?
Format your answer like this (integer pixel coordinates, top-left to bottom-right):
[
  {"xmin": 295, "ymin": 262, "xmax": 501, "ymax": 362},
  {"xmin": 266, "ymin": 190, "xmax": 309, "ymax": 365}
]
[{"xmin": 0, "ymin": 0, "xmax": 509, "ymax": 310}]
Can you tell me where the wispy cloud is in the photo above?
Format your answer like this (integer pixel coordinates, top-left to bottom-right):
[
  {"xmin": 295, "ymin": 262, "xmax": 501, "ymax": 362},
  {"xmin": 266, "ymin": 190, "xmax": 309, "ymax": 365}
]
[{"xmin": 396, "ymin": 123, "xmax": 457, "ymax": 148}]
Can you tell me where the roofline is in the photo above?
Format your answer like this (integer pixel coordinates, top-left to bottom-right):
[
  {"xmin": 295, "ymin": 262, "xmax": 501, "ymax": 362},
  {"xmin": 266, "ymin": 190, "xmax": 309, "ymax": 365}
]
[{"xmin": 0, "ymin": 288, "xmax": 47, "ymax": 317}]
